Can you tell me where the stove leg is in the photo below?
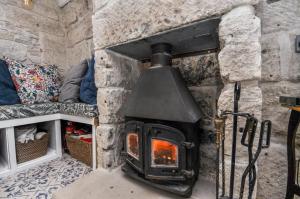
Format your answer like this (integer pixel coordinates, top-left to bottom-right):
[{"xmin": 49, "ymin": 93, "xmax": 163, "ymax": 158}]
[{"xmin": 286, "ymin": 110, "xmax": 300, "ymax": 199}]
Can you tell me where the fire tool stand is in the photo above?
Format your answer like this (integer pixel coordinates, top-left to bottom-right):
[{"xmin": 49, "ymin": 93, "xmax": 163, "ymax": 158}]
[
  {"xmin": 280, "ymin": 96, "xmax": 300, "ymax": 199},
  {"xmin": 216, "ymin": 82, "xmax": 272, "ymax": 199}
]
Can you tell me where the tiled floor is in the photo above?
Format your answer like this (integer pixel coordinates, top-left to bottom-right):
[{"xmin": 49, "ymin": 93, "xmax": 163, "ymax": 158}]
[{"xmin": 0, "ymin": 154, "xmax": 92, "ymax": 199}]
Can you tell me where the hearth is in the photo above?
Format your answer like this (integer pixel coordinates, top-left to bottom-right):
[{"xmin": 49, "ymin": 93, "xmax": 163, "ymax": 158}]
[{"xmin": 122, "ymin": 43, "xmax": 202, "ymax": 197}]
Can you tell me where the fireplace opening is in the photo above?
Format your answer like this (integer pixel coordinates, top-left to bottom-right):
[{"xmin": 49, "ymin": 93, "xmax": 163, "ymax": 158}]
[
  {"xmin": 105, "ymin": 17, "xmax": 220, "ymax": 198},
  {"xmin": 122, "ymin": 43, "xmax": 203, "ymax": 197}
]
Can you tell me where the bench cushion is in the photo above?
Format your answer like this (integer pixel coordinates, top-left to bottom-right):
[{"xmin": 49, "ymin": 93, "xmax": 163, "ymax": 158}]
[
  {"xmin": 0, "ymin": 103, "xmax": 60, "ymax": 121},
  {"xmin": 60, "ymin": 103, "xmax": 98, "ymax": 118},
  {"xmin": 0, "ymin": 103, "xmax": 98, "ymax": 121}
]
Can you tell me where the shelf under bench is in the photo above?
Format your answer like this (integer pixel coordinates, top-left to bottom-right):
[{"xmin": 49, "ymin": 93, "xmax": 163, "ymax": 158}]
[{"xmin": 0, "ymin": 114, "xmax": 98, "ymax": 178}]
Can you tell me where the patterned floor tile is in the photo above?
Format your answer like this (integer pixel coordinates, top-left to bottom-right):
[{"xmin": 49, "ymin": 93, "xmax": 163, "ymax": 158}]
[{"xmin": 0, "ymin": 154, "xmax": 92, "ymax": 199}]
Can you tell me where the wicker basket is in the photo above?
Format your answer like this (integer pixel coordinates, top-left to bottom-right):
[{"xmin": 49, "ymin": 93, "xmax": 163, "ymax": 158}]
[
  {"xmin": 16, "ymin": 134, "xmax": 49, "ymax": 164},
  {"xmin": 65, "ymin": 135, "xmax": 92, "ymax": 166}
]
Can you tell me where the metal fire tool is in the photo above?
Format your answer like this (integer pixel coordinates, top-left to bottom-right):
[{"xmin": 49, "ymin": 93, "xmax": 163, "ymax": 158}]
[
  {"xmin": 215, "ymin": 116, "xmax": 227, "ymax": 199},
  {"xmin": 216, "ymin": 81, "xmax": 272, "ymax": 199},
  {"xmin": 215, "ymin": 81, "xmax": 241, "ymax": 199},
  {"xmin": 217, "ymin": 112, "xmax": 272, "ymax": 199},
  {"xmin": 230, "ymin": 82, "xmax": 241, "ymax": 198},
  {"xmin": 239, "ymin": 119, "xmax": 272, "ymax": 199}
]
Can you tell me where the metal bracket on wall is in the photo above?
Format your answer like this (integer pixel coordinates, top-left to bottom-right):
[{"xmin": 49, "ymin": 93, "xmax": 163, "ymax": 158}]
[{"xmin": 106, "ymin": 18, "xmax": 220, "ymax": 62}]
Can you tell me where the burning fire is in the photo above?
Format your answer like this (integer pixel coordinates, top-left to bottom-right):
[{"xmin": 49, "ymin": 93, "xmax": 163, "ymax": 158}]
[{"xmin": 151, "ymin": 139, "xmax": 178, "ymax": 167}]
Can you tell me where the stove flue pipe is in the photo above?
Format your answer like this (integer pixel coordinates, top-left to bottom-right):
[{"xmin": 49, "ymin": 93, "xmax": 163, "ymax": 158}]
[{"xmin": 151, "ymin": 43, "xmax": 172, "ymax": 67}]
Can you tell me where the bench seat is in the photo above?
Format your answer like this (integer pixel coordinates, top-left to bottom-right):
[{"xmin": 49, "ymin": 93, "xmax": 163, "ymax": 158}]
[
  {"xmin": 60, "ymin": 103, "xmax": 98, "ymax": 118},
  {"xmin": 0, "ymin": 103, "xmax": 98, "ymax": 121}
]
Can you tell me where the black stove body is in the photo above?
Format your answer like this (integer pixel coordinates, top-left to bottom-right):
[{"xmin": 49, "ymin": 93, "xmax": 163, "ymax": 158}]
[{"xmin": 122, "ymin": 43, "xmax": 202, "ymax": 197}]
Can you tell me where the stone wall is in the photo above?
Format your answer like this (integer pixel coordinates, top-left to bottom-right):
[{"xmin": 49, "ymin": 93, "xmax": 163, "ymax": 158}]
[
  {"xmin": 256, "ymin": 0, "xmax": 300, "ymax": 198},
  {"xmin": 94, "ymin": 50, "xmax": 142, "ymax": 168},
  {"xmin": 0, "ymin": 0, "xmax": 93, "ymax": 77},
  {"xmin": 93, "ymin": 0, "xmax": 259, "ymax": 49},
  {"xmin": 0, "ymin": 0, "xmax": 66, "ymax": 72},
  {"xmin": 60, "ymin": 0, "xmax": 93, "ymax": 76}
]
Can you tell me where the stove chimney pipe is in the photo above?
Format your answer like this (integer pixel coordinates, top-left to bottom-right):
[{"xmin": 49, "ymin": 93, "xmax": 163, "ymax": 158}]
[{"xmin": 151, "ymin": 43, "xmax": 172, "ymax": 67}]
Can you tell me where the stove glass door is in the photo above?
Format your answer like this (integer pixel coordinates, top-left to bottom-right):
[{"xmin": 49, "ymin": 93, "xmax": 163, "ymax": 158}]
[
  {"xmin": 151, "ymin": 138, "xmax": 178, "ymax": 168},
  {"xmin": 144, "ymin": 123, "xmax": 186, "ymax": 181},
  {"xmin": 125, "ymin": 121, "xmax": 144, "ymax": 173},
  {"xmin": 127, "ymin": 132, "xmax": 140, "ymax": 160}
]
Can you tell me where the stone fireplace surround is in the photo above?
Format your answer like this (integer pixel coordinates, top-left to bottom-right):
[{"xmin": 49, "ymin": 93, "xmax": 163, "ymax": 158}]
[{"xmin": 93, "ymin": 0, "xmax": 261, "ymax": 198}]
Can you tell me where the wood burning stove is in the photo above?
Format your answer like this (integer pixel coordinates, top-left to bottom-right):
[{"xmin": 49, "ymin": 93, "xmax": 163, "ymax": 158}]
[
  {"xmin": 123, "ymin": 119, "xmax": 201, "ymax": 197},
  {"xmin": 107, "ymin": 18, "xmax": 221, "ymax": 197},
  {"xmin": 122, "ymin": 43, "xmax": 202, "ymax": 197}
]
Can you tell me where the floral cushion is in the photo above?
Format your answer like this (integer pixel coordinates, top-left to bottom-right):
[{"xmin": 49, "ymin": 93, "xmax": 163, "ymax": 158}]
[{"xmin": 4, "ymin": 57, "xmax": 60, "ymax": 104}]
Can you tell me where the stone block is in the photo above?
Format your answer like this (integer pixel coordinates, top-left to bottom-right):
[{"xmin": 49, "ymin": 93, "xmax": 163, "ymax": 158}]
[
  {"xmin": 40, "ymin": 33, "xmax": 66, "ymax": 71},
  {"xmin": 94, "ymin": 50, "xmax": 141, "ymax": 89},
  {"xmin": 96, "ymin": 123, "xmax": 125, "ymax": 168},
  {"xmin": 261, "ymin": 32, "xmax": 281, "ymax": 81},
  {"xmin": 27, "ymin": 44, "xmax": 42, "ymax": 64},
  {"xmin": 0, "ymin": 39, "xmax": 27, "ymax": 61},
  {"xmin": 35, "ymin": 0, "xmax": 58, "ymax": 10},
  {"xmin": 5, "ymin": 5, "xmax": 39, "ymax": 32},
  {"xmin": 97, "ymin": 147, "xmax": 123, "ymax": 169},
  {"xmin": 6, "ymin": 0, "xmax": 59, "ymax": 21},
  {"xmin": 38, "ymin": 17, "xmax": 65, "ymax": 37},
  {"xmin": 0, "ymin": 2, "xmax": 6, "ymax": 21},
  {"xmin": 218, "ymin": 82, "xmax": 262, "ymax": 119},
  {"xmin": 219, "ymin": 5, "xmax": 261, "ymax": 45},
  {"xmin": 5, "ymin": 4, "xmax": 63, "ymax": 37},
  {"xmin": 66, "ymin": 0, "xmax": 92, "ymax": 20},
  {"xmin": 200, "ymin": 143, "xmax": 217, "ymax": 162},
  {"xmin": 218, "ymin": 42, "xmax": 261, "ymax": 83},
  {"xmin": 189, "ymin": 85, "xmax": 223, "ymax": 133},
  {"xmin": 0, "ymin": 25, "xmax": 14, "ymax": 41},
  {"xmin": 65, "ymin": 39, "xmax": 93, "ymax": 69},
  {"xmin": 199, "ymin": 156, "xmax": 216, "ymax": 183},
  {"xmin": 257, "ymin": 0, "xmax": 300, "ymax": 34},
  {"xmin": 14, "ymin": 28, "xmax": 39, "ymax": 46},
  {"xmin": 173, "ymin": 53, "xmax": 222, "ymax": 87},
  {"xmin": 261, "ymin": 81, "xmax": 300, "ymax": 134},
  {"xmin": 93, "ymin": 0, "xmax": 259, "ymax": 48},
  {"xmin": 96, "ymin": 123, "xmax": 125, "ymax": 169},
  {"xmin": 97, "ymin": 88, "xmax": 130, "ymax": 123},
  {"xmin": 261, "ymin": 30, "xmax": 300, "ymax": 82},
  {"xmin": 66, "ymin": 15, "xmax": 92, "ymax": 47},
  {"xmin": 62, "ymin": 4, "xmax": 78, "ymax": 27},
  {"xmin": 218, "ymin": 82, "xmax": 262, "ymax": 160},
  {"xmin": 96, "ymin": 123, "xmax": 125, "ymax": 150}
]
